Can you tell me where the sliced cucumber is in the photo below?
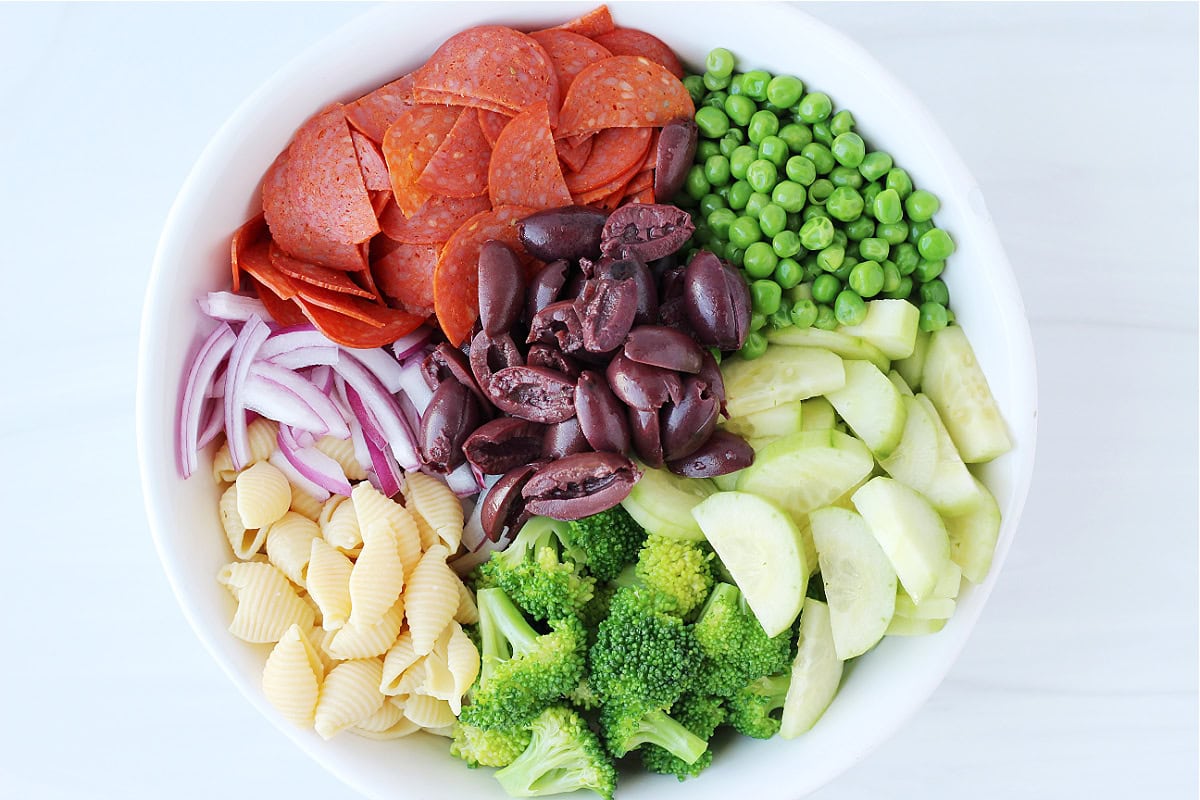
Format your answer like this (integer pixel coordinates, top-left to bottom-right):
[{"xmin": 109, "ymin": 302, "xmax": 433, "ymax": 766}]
[
  {"xmin": 838, "ymin": 299, "xmax": 920, "ymax": 360},
  {"xmin": 921, "ymin": 325, "xmax": 1012, "ymax": 463},
  {"xmin": 851, "ymin": 477, "xmax": 951, "ymax": 605},
  {"xmin": 712, "ymin": 471, "xmax": 743, "ymax": 492},
  {"xmin": 894, "ymin": 590, "xmax": 955, "ymax": 621},
  {"xmin": 720, "ymin": 400, "xmax": 803, "ymax": 441},
  {"xmin": 621, "ymin": 466, "xmax": 716, "ymax": 541},
  {"xmin": 944, "ymin": 476, "xmax": 1001, "ymax": 584},
  {"xmin": 930, "ymin": 559, "xmax": 963, "ymax": 600},
  {"xmin": 893, "ymin": 327, "xmax": 930, "ymax": 391},
  {"xmin": 780, "ymin": 599, "xmax": 844, "ymax": 738},
  {"xmin": 879, "ymin": 395, "xmax": 939, "ymax": 492},
  {"xmin": 885, "ymin": 614, "xmax": 946, "ymax": 636},
  {"xmin": 824, "ymin": 360, "xmax": 907, "ymax": 458},
  {"xmin": 691, "ymin": 492, "xmax": 809, "ymax": 637},
  {"xmin": 801, "ymin": 396, "xmax": 838, "ymax": 431},
  {"xmin": 887, "ymin": 369, "xmax": 914, "ymax": 397},
  {"xmin": 722, "ymin": 346, "xmax": 846, "ymax": 418},
  {"xmin": 914, "ymin": 394, "xmax": 981, "ymax": 515},
  {"xmin": 766, "ymin": 326, "xmax": 890, "ymax": 372},
  {"xmin": 810, "ymin": 507, "xmax": 897, "ymax": 660},
  {"xmin": 736, "ymin": 430, "xmax": 875, "ymax": 521}
]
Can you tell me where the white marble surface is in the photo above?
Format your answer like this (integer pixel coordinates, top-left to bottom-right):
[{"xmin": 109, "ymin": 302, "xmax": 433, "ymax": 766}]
[{"xmin": 0, "ymin": 3, "xmax": 1196, "ymax": 798}]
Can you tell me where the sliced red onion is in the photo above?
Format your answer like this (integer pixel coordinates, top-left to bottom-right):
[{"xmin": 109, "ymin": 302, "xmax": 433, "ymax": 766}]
[
  {"xmin": 365, "ymin": 435, "xmax": 403, "ymax": 497},
  {"xmin": 446, "ymin": 461, "xmax": 484, "ymax": 497},
  {"xmin": 343, "ymin": 382, "xmax": 386, "ymax": 448},
  {"xmin": 345, "ymin": 345, "xmax": 405, "ymax": 394},
  {"xmin": 397, "ymin": 360, "xmax": 434, "ymax": 415},
  {"xmin": 332, "ymin": 377, "xmax": 373, "ymax": 475},
  {"xmin": 278, "ymin": 425, "xmax": 353, "ymax": 496},
  {"xmin": 268, "ymin": 450, "xmax": 331, "ymax": 503},
  {"xmin": 288, "ymin": 425, "xmax": 317, "ymax": 449},
  {"xmin": 178, "ymin": 322, "xmax": 236, "ymax": 477},
  {"xmin": 244, "ymin": 360, "xmax": 350, "ymax": 440},
  {"xmin": 224, "ymin": 315, "xmax": 272, "ymax": 470},
  {"xmin": 196, "ymin": 398, "xmax": 225, "ymax": 450},
  {"xmin": 451, "ymin": 529, "xmax": 513, "ymax": 576},
  {"xmin": 198, "ymin": 291, "xmax": 268, "ymax": 323},
  {"xmin": 334, "ymin": 354, "xmax": 420, "ymax": 469},
  {"xmin": 309, "ymin": 365, "xmax": 334, "ymax": 395},
  {"xmin": 392, "ymin": 326, "xmax": 434, "ymax": 361},
  {"xmin": 207, "ymin": 363, "xmax": 228, "ymax": 399},
  {"xmin": 460, "ymin": 474, "xmax": 500, "ymax": 552}
]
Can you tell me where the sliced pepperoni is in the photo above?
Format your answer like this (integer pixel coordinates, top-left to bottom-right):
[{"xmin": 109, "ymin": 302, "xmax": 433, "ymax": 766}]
[
  {"xmin": 624, "ymin": 186, "xmax": 657, "ymax": 205},
  {"xmin": 293, "ymin": 295, "xmax": 424, "ymax": 349},
  {"xmin": 550, "ymin": 5, "xmax": 615, "ymax": 38},
  {"xmin": 378, "ymin": 194, "xmax": 491, "ymax": 244},
  {"xmin": 237, "ymin": 235, "xmax": 300, "ymax": 300},
  {"xmin": 623, "ymin": 169, "xmax": 654, "ymax": 197},
  {"xmin": 269, "ymin": 241, "xmax": 375, "ymax": 298},
  {"xmin": 563, "ymin": 127, "xmax": 652, "ymax": 194},
  {"xmin": 433, "ymin": 205, "xmax": 534, "ymax": 346},
  {"xmin": 557, "ymin": 56, "xmax": 694, "ymax": 138},
  {"xmin": 381, "ymin": 105, "xmax": 461, "ymax": 218},
  {"xmin": 417, "ymin": 89, "xmax": 515, "ymax": 117},
  {"xmin": 641, "ymin": 128, "xmax": 661, "ymax": 172},
  {"xmin": 247, "ymin": 275, "xmax": 308, "ymax": 327},
  {"xmin": 344, "ymin": 73, "xmax": 415, "ymax": 143},
  {"xmin": 416, "ymin": 108, "xmax": 491, "ymax": 198},
  {"xmin": 230, "ymin": 214, "xmax": 267, "ymax": 293},
  {"xmin": 477, "ymin": 109, "xmax": 510, "ymax": 148},
  {"xmin": 557, "ymin": 135, "xmax": 594, "ymax": 174},
  {"xmin": 352, "ymin": 131, "xmax": 391, "ymax": 191},
  {"xmin": 488, "ymin": 101, "xmax": 571, "ymax": 211},
  {"xmin": 372, "ymin": 241, "xmax": 440, "ymax": 317},
  {"xmin": 370, "ymin": 190, "xmax": 392, "ymax": 217},
  {"xmin": 293, "ymin": 281, "xmax": 389, "ymax": 327},
  {"xmin": 571, "ymin": 152, "xmax": 645, "ymax": 206},
  {"xmin": 591, "ymin": 28, "xmax": 685, "ymax": 79},
  {"xmin": 529, "ymin": 29, "xmax": 612, "ymax": 96}
]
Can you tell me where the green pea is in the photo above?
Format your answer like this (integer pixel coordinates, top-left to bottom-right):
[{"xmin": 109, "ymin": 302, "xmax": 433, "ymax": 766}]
[
  {"xmin": 698, "ymin": 193, "xmax": 727, "ymax": 219},
  {"xmin": 884, "ymin": 275, "xmax": 913, "ymax": 300},
  {"xmin": 695, "ymin": 106, "xmax": 730, "ymax": 138},
  {"xmin": 724, "ymin": 127, "xmax": 746, "ymax": 146},
  {"xmin": 812, "ymin": 273, "xmax": 841, "ymax": 304},
  {"xmin": 833, "ymin": 255, "xmax": 857, "ymax": 281},
  {"xmin": 858, "ymin": 238, "xmax": 889, "ymax": 262},
  {"xmin": 743, "ymin": 242, "xmax": 779, "ymax": 278},
  {"xmin": 807, "ymin": 178, "xmax": 835, "ymax": 205},
  {"xmin": 740, "ymin": 331, "xmax": 769, "ymax": 360},
  {"xmin": 745, "ymin": 192, "xmax": 772, "ymax": 218},
  {"xmin": 727, "ymin": 74, "xmax": 745, "ymax": 95},
  {"xmin": 885, "ymin": 168, "xmax": 913, "ymax": 200},
  {"xmin": 834, "ymin": 289, "xmax": 868, "ymax": 326},
  {"xmin": 727, "ymin": 180, "xmax": 753, "ymax": 210},
  {"xmin": 750, "ymin": 279, "xmax": 783, "ymax": 315},
  {"xmin": 758, "ymin": 135, "xmax": 789, "ymax": 167},
  {"xmin": 758, "ymin": 203, "xmax": 787, "ymax": 237},
  {"xmin": 730, "ymin": 145, "xmax": 758, "ymax": 180},
  {"xmin": 768, "ymin": 296, "xmax": 794, "ymax": 329},
  {"xmin": 875, "ymin": 221, "xmax": 909, "ymax": 245},
  {"xmin": 706, "ymin": 48, "xmax": 736, "ymax": 78},
  {"xmin": 881, "ymin": 260, "xmax": 902, "ymax": 293},
  {"xmin": 817, "ymin": 245, "xmax": 845, "ymax": 272},
  {"xmin": 790, "ymin": 298, "xmax": 819, "ymax": 328},
  {"xmin": 703, "ymin": 91, "xmax": 728, "ymax": 110},
  {"xmin": 829, "ymin": 166, "xmax": 864, "ymax": 189},
  {"xmin": 795, "ymin": 91, "xmax": 832, "ymax": 123},
  {"xmin": 704, "ymin": 154, "xmax": 732, "ymax": 187},
  {"xmin": 683, "ymin": 75, "xmax": 706, "ymax": 104},
  {"xmin": 909, "ymin": 218, "xmax": 934, "ymax": 244},
  {"xmin": 800, "ymin": 142, "xmax": 835, "ymax": 175},
  {"xmin": 814, "ymin": 303, "xmax": 838, "ymax": 330},
  {"xmin": 725, "ymin": 94, "xmax": 757, "ymax": 127},
  {"xmin": 766, "ymin": 74, "xmax": 805, "ymax": 108},
  {"xmin": 799, "ymin": 215, "xmax": 835, "ymax": 250},
  {"xmin": 694, "ymin": 141, "xmax": 719, "ymax": 164},
  {"xmin": 914, "ymin": 258, "xmax": 945, "ymax": 283},
  {"xmin": 784, "ymin": 155, "xmax": 817, "ymax": 186},
  {"xmin": 859, "ymin": 151, "xmax": 893, "ymax": 181},
  {"xmin": 802, "ymin": 254, "xmax": 823, "ymax": 282},
  {"xmin": 746, "ymin": 159, "xmax": 779, "ymax": 194},
  {"xmin": 741, "ymin": 70, "xmax": 772, "ymax": 101},
  {"xmin": 725, "ymin": 245, "xmax": 745, "ymax": 268},
  {"xmin": 786, "ymin": 211, "xmax": 803, "ymax": 230},
  {"xmin": 684, "ymin": 165, "xmax": 711, "ymax": 200},
  {"xmin": 945, "ymin": 308, "xmax": 956, "ymax": 324},
  {"xmin": 812, "ymin": 120, "xmax": 833, "ymax": 146},
  {"xmin": 893, "ymin": 242, "xmax": 920, "ymax": 275},
  {"xmin": 707, "ymin": 208, "xmax": 737, "ymax": 239},
  {"xmin": 728, "ymin": 215, "xmax": 763, "ymax": 248},
  {"xmin": 771, "ymin": 180, "xmax": 807, "ymax": 213},
  {"xmin": 826, "ymin": 186, "xmax": 864, "ymax": 222},
  {"xmin": 845, "ymin": 216, "xmax": 875, "ymax": 241},
  {"xmin": 831, "ymin": 132, "xmax": 866, "ymax": 168},
  {"xmin": 715, "ymin": 184, "xmax": 730, "ymax": 201},
  {"xmin": 801, "ymin": 203, "xmax": 830, "ymax": 222},
  {"xmin": 862, "ymin": 181, "xmax": 883, "ymax": 210},
  {"xmin": 873, "ymin": 188, "xmax": 904, "ymax": 224},
  {"xmin": 774, "ymin": 255, "xmax": 804, "ymax": 287},
  {"xmin": 693, "ymin": 222, "xmax": 714, "ymax": 246},
  {"xmin": 919, "ymin": 278, "xmax": 950, "ymax": 306},
  {"xmin": 718, "ymin": 134, "xmax": 743, "ymax": 159},
  {"xmin": 918, "ymin": 302, "xmax": 949, "ymax": 332},
  {"xmin": 830, "ymin": 109, "xmax": 856, "ymax": 137},
  {"xmin": 849, "ymin": 260, "xmax": 885, "ymax": 298},
  {"xmin": 778, "ymin": 122, "xmax": 814, "ymax": 153},
  {"xmin": 703, "ymin": 71, "xmax": 732, "ymax": 91},
  {"xmin": 747, "ymin": 110, "xmax": 781, "ymax": 145},
  {"xmin": 672, "ymin": 191, "xmax": 697, "ymax": 209},
  {"xmin": 918, "ymin": 228, "xmax": 956, "ymax": 260},
  {"xmin": 905, "ymin": 189, "xmax": 940, "ymax": 222},
  {"xmin": 832, "ymin": 229, "xmax": 848, "ymax": 250}
]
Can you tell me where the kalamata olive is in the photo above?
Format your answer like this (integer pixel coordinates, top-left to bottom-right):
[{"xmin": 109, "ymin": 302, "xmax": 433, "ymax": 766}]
[
  {"xmin": 658, "ymin": 265, "xmax": 691, "ymax": 331},
  {"xmin": 469, "ymin": 330, "xmax": 523, "ymax": 393},
  {"xmin": 697, "ymin": 349, "xmax": 727, "ymax": 418},
  {"xmin": 527, "ymin": 299, "xmax": 584, "ymax": 353},
  {"xmin": 477, "ymin": 239, "xmax": 525, "ymax": 337},
  {"xmin": 629, "ymin": 408, "xmax": 664, "ymax": 468},
  {"xmin": 518, "ymin": 206, "xmax": 608, "ymax": 262},
  {"xmin": 575, "ymin": 278, "xmax": 637, "ymax": 354},
  {"xmin": 526, "ymin": 344, "xmax": 581, "ymax": 378},
  {"xmin": 594, "ymin": 256, "xmax": 658, "ymax": 325},
  {"xmin": 660, "ymin": 376, "xmax": 720, "ymax": 462},
  {"xmin": 419, "ymin": 379, "xmax": 482, "ymax": 472},
  {"xmin": 480, "ymin": 463, "xmax": 541, "ymax": 541},
  {"xmin": 541, "ymin": 416, "xmax": 590, "ymax": 459},
  {"xmin": 522, "ymin": 452, "xmax": 640, "ymax": 520},
  {"xmin": 666, "ymin": 431, "xmax": 754, "ymax": 478},
  {"xmin": 605, "ymin": 352, "xmax": 684, "ymax": 410},
  {"xmin": 423, "ymin": 342, "xmax": 489, "ymax": 407},
  {"xmin": 600, "ymin": 203, "xmax": 694, "ymax": 262},
  {"xmin": 462, "ymin": 417, "xmax": 545, "ymax": 475},
  {"xmin": 624, "ymin": 325, "xmax": 704, "ymax": 374},
  {"xmin": 683, "ymin": 250, "xmax": 751, "ymax": 350},
  {"xmin": 526, "ymin": 259, "xmax": 570, "ymax": 321},
  {"xmin": 648, "ymin": 253, "xmax": 678, "ymax": 278},
  {"xmin": 487, "ymin": 365, "xmax": 577, "ymax": 424},
  {"xmin": 654, "ymin": 119, "xmax": 699, "ymax": 202},
  {"xmin": 574, "ymin": 371, "xmax": 631, "ymax": 454}
]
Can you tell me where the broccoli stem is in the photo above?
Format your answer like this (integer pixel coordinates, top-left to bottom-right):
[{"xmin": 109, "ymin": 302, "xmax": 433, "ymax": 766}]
[
  {"xmin": 625, "ymin": 709, "xmax": 709, "ymax": 766},
  {"xmin": 478, "ymin": 587, "xmax": 540, "ymax": 676}
]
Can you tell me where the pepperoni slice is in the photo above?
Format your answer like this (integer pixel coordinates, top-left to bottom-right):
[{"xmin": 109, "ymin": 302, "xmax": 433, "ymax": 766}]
[
  {"xmin": 563, "ymin": 127, "xmax": 652, "ymax": 194},
  {"xmin": 237, "ymin": 235, "xmax": 300, "ymax": 300},
  {"xmin": 488, "ymin": 101, "xmax": 571, "ymax": 211},
  {"xmin": 293, "ymin": 295, "xmax": 425, "ymax": 349},
  {"xmin": 246, "ymin": 275, "xmax": 308, "ymax": 328},
  {"xmin": 557, "ymin": 135, "xmax": 594, "ymax": 174},
  {"xmin": 352, "ymin": 131, "xmax": 390, "ymax": 191},
  {"xmin": 477, "ymin": 109, "xmax": 510, "ymax": 148},
  {"xmin": 344, "ymin": 73, "xmax": 415, "ymax": 143},
  {"xmin": 418, "ymin": 89, "xmax": 515, "ymax": 117},
  {"xmin": 381, "ymin": 105, "xmax": 461, "ymax": 218},
  {"xmin": 641, "ymin": 128, "xmax": 661, "ymax": 172},
  {"xmin": 269, "ymin": 241, "xmax": 374, "ymax": 298},
  {"xmin": 378, "ymin": 194, "xmax": 491, "ymax": 244},
  {"xmin": 529, "ymin": 30, "xmax": 612, "ymax": 96},
  {"xmin": 551, "ymin": 5, "xmax": 615, "ymax": 39},
  {"xmin": 230, "ymin": 214, "xmax": 267, "ymax": 293},
  {"xmin": 372, "ymin": 241, "xmax": 440, "ymax": 317},
  {"xmin": 433, "ymin": 205, "xmax": 534, "ymax": 346},
  {"xmin": 557, "ymin": 56, "xmax": 694, "ymax": 138},
  {"xmin": 571, "ymin": 152, "xmax": 645, "ymax": 206},
  {"xmin": 624, "ymin": 186, "xmax": 657, "ymax": 205},
  {"xmin": 623, "ymin": 169, "xmax": 654, "ymax": 197},
  {"xmin": 591, "ymin": 28, "xmax": 685, "ymax": 79},
  {"xmin": 416, "ymin": 108, "xmax": 491, "ymax": 198}
]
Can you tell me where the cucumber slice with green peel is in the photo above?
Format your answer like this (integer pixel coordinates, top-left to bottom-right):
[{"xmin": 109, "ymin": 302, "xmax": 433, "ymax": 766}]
[
  {"xmin": 887, "ymin": 369, "xmax": 914, "ymax": 397},
  {"xmin": 722, "ymin": 346, "xmax": 846, "ymax": 418},
  {"xmin": 810, "ymin": 507, "xmax": 897, "ymax": 660},
  {"xmin": 851, "ymin": 477, "xmax": 952, "ymax": 605},
  {"xmin": 824, "ymin": 360, "xmax": 907, "ymax": 458},
  {"xmin": 838, "ymin": 299, "xmax": 920, "ymax": 360},
  {"xmin": 801, "ymin": 396, "xmax": 838, "ymax": 430},
  {"xmin": 921, "ymin": 325, "xmax": 1012, "ymax": 463},
  {"xmin": 893, "ymin": 327, "xmax": 930, "ymax": 391},
  {"xmin": 621, "ymin": 467, "xmax": 716, "ymax": 541},
  {"xmin": 930, "ymin": 560, "xmax": 963, "ymax": 600},
  {"xmin": 780, "ymin": 599, "xmax": 844, "ymax": 738},
  {"xmin": 886, "ymin": 614, "xmax": 947, "ymax": 636},
  {"xmin": 736, "ymin": 430, "xmax": 875, "ymax": 521},
  {"xmin": 766, "ymin": 326, "xmax": 890, "ymax": 372},
  {"xmin": 720, "ymin": 400, "xmax": 804, "ymax": 440},
  {"xmin": 879, "ymin": 395, "xmax": 939, "ymax": 491},
  {"xmin": 691, "ymin": 491, "xmax": 809, "ymax": 637},
  {"xmin": 913, "ymin": 394, "xmax": 982, "ymax": 515},
  {"xmin": 944, "ymin": 476, "xmax": 1001, "ymax": 584},
  {"xmin": 894, "ymin": 590, "xmax": 956, "ymax": 620},
  {"xmin": 712, "ymin": 471, "xmax": 743, "ymax": 492}
]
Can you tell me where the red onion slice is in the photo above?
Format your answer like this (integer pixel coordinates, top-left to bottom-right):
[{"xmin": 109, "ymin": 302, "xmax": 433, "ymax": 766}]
[
  {"xmin": 392, "ymin": 326, "xmax": 434, "ymax": 361},
  {"xmin": 268, "ymin": 450, "xmax": 330, "ymax": 503},
  {"xmin": 309, "ymin": 365, "xmax": 334, "ymax": 395},
  {"xmin": 460, "ymin": 474, "xmax": 500, "ymax": 552},
  {"xmin": 446, "ymin": 461, "xmax": 484, "ymax": 497},
  {"xmin": 178, "ymin": 322, "xmax": 236, "ymax": 477},
  {"xmin": 397, "ymin": 360, "xmax": 435, "ymax": 415},
  {"xmin": 365, "ymin": 435, "xmax": 403, "ymax": 497},
  {"xmin": 278, "ymin": 425, "xmax": 353, "ymax": 496},
  {"xmin": 343, "ymin": 382, "xmax": 387, "ymax": 448},
  {"xmin": 198, "ymin": 292, "xmax": 268, "ymax": 323},
  {"xmin": 451, "ymin": 529, "xmax": 514, "ymax": 575},
  {"xmin": 332, "ymin": 377, "xmax": 373, "ymax": 475},
  {"xmin": 334, "ymin": 354, "xmax": 420, "ymax": 470},
  {"xmin": 196, "ymin": 399, "xmax": 225, "ymax": 451},
  {"xmin": 245, "ymin": 360, "xmax": 350, "ymax": 440},
  {"xmin": 345, "ymin": 346, "xmax": 405, "ymax": 394},
  {"xmin": 223, "ymin": 315, "xmax": 272, "ymax": 470}
]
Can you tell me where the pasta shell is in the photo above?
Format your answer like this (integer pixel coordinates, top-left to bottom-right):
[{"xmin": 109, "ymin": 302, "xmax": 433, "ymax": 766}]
[
  {"xmin": 314, "ymin": 659, "xmax": 385, "ymax": 740},
  {"xmin": 404, "ymin": 544, "xmax": 459, "ymax": 655},
  {"xmin": 445, "ymin": 622, "xmax": 481, "ymax": 715},
  {"xmin": 265, "ymin": 512, "xmax": 322, "ymax": 587},
  {"xmin": 320, "ymin": 495, "xmax": 363, "ymax": 554},
  {"xmin": 235, "ymin": 461, "xmax": 291, "ymax": 529},
  {"xmin": 419, "ymin": 627, "xmax": 458, "ymax": 706},
  {"xmin": 453, "ymin": 574, "xmax": 479, "ymax": 625},
  {"xmin": 348, "ymin": 520, "xmax": 405, "ymax": 629},
  {"xmin": 352, "ymin": 700, "xmax": 405, "ymax": 733},
  {"xmin": 262, "ymin": 624, "xmax": 324, "ymax": 727},
  {"xmin": 327, "ymin": 599, "xmax": 405, "ymax": 660},
  {"xmin": 307, "ymin": 539, "xmax": 354, "ymax": 631},
  {"xmin": 289, "ymin": 483, "xmax": 325, "ymax": 522},
  {"xmin": 315, "ymin": 436, "xmax": 368, "ymax": 481},
  {"xmin": 213, "ymin": 419, "xmax": 279, "ymax": 483},
  {"xmin": 402, "ymin": 694, "xmax": 456, "ymax": 730},
  {"xmin": 218, "ymin": 562, "xmax": 314, "ymax": 643},
  {"xmin": 380, "ymin": 630, "xmax": 421, "ymax": 696},
  {"xmin": 349, "ymin": 716, "xmax": 421, "ymax": 740},
  {"xmin": 403, "ymin": 472, "xmax": 464, "ymax": 552},
  {"xmin": 220, "ymin": 484, "xmax": 266, "ymax": 560},
  {"xmin": 352, "ymin": 482, "xmax": 421, "ymax": 576}
]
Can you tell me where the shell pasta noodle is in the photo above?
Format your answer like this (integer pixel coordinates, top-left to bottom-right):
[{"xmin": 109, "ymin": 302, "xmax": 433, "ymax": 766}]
[
  {"xmin": 234, "ymin": 461, "xmax": 292, "ymax": 529},
  {"xmin": 262, "ymin": 624, "xmax": 324, "ymax": 727},
  {"xmin": 212, "ymin": 418, "xmax": 279, "ymax": 483},
  {"xmin": 402, "ymin": 693, "xmax": 456, "ymax": 730},
  {"xmin": 444, "ymin": 621, "xmax": 480, "ymax": 712},
  {"xmin": 319, "ymin": 495, "xmax": 362, "ymax": 554},
  {"xmin": 327, "ymin": 598, "xmax": 406, "ymax": 660},
  {"xmin": 307, "ymin": 538, "xmax": 354, "ymax": 631},
  {"xmin": 264, "ymin": 512, "xmax": 322, "ymax": 586},
  {"xmin": 380, "ymin": 630, "xmax": 420, "ymax": 695},
  {"xmin": 351, "ymin": 481, "xmax": 422, "ymax": 576},
  {"xmin": 313, "ymin": 658, "xmax": 386, "ymax": 740},
  {"xmin": 403, "ymin": 544, "xmax": 460, "ymax": 655},
  {"xmin": 348, "ymin": 519, "xmax": 405, "ymax": 629},
  {"xmin": 218, "ymin": 561, "xmax": 315, "ymax": 643},
  {"xmin": 289, "ymin": 483, "xmax": 324, "ymax": 521},
  {"xmin": 452, "ymin": 573, "xmax": 479, "ymax": 624},
  {"xmin": 403, "ymin": 471, "xmax": 465, "ymax": 552},
  {"xmin": 314, "ymin": 435, "xmax": 368, "ymax": 481},
  {"xmin": 219, "ymin": 484, "xmax": 267, "ymax": 559}
]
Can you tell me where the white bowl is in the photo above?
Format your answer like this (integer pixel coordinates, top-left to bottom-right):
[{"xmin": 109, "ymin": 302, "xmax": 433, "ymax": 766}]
[{"xmin": 137, "ymin": 3, "xmax": 1038, "ymax": 798}]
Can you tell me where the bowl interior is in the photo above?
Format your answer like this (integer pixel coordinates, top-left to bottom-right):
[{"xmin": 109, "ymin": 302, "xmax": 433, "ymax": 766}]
[{"xmin": 137, "ymin": 3, "xmax": 1037, "ymax": 799}]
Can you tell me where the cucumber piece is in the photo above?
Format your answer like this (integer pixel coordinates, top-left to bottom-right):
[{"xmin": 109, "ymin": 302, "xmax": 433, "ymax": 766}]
[
  {"xmin": 810, "ymin": 507, "xmax": 897, "ymax": 660},
  {"xmin": 914, "ymin": 394, "xmax": 981, "ymax": 515},
  {"xmin": 887, "ymin": 369, "xmax": 914, "ymax": 397},
  {"xmin": 621, "ymin": 467, "xmax": 716, "ymax": 541},
  {"xmin": 893, "ymin": 327, "xmax": 930, "ymax": 391},
  {"xmin": 780, "ymin": 599, "xmax": 844, "ymax": 738},
  {"xmin": 722, "ymin": 346, "xmax": 845, "ymax": 418},
  {"xmin": 851, "ymin": 477, "xmax": 951, "ymax": 605},
  {"xmin": 824, "ymin": 360, "xmax": 907, "ymax": 458},
  {"xmin": 921, "ymin": 325, "xmax": 1012, "ymax": 463},
  {"xmin": 736, "ymin": 430, "xmax": 875, "ymax": 521},
  {"xmin": 944, "ymin": 476, "xmax": 1001, "ymax": 584},
  {"xmin": 691, "ymin": 492, "xmax": 809, "ymax": 637},
  {"xmin": 801, "ymin": 396, "xmax": 838, "ymax": 430},
  {"xmin": 720, "ymin": 400, "xmax": 803, "ymax": 440},
  {"xmin": 894, "ymin": 590, "xmax": 955, "ymax": 621},
  {"xmin": 930, "ymin": 559, "xmax": 963, "ymax": 600},
  {"xmin": 879, "ymin": 395, "xmax": 939, "ymax": 492},
  {"xmin": 766, "ymin": 326, "xmax": 890, "ymax": 372},
  {"xmin": 838, "ymin": 299, "xmax": 920, "ymax": 360},
  {"xmin": 885, "ymin": 614, "xmax": 947, "ymax": 636},
  {"xmin": 712, "ymin": 471, "xmax": 743, "ymax": 492}
]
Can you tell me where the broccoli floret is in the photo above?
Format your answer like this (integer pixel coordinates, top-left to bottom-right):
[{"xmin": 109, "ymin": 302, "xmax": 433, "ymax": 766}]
[
  {"xmin": 692, "ymin": 582, "xmax": 793, "ymax": 697},
  {"xmin": 579, "ymin": 582, "xmax": 617, "ymax": 638},
  {"xmin": 599, "ymin": 701, "xmax": 709, "ymax": 766},
  {"xmin": 632, "ymin": 534, "xmax": 715, "ymax": 618},
  {"xmin": 460, "ymin": 587, "xmax": 586, "ymax": 731},
  {"xmin": 641, "ymin": 693, "xmax": 726, "ymax": 780},
  {"xmin": 566, "ymin": 675, "xmax": 602, "ymax": 712},
  {"xmin": 478, "ymin": 517, "xmax": 595, "ymax": 621},
  {"xmin": 727, "ymin": 672, "xmax": 791, "ymax": 739},
  {"xmin": 449, "ymin": 721, "xmax": 532, "ymax": 769},
  {"xmin": 493, "ymin": 705, "xmax": 617, "ymax": 800},
  {"xmin": 565, "ymin": 505, "xmax": 648, "ymax": 582}
]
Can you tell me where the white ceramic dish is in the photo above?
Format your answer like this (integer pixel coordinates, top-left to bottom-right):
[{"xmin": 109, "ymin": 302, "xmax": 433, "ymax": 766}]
[{"xmin": 137, "ymin": 3, "xmax": 1037, "ymax": 798}]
